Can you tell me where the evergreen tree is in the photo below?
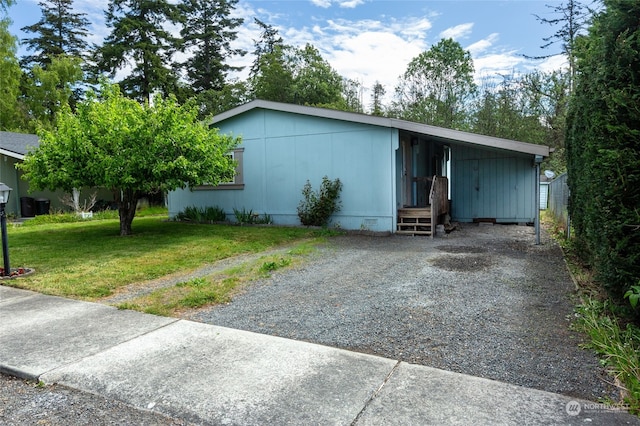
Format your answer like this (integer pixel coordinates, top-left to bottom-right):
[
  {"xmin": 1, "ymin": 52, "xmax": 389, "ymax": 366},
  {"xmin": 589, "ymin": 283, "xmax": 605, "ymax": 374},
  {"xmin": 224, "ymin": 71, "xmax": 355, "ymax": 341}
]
[
  {"xmin": 566, "ymin": 0, "xmax": 640, "ymax": 301},
  {"xmin": 527, "ymin": 0, "xmax": 592, "ymax": 89},
  {"xmin": 250, "ymin": 18, "xmax": 282, "ymax": 77},
  {"xmin": 20, "ymin": 0, "xmax": 89, "ymax": 68},
  {"xmin": 180, "ymin": 0, "xmax": 245, "ymax": 94},
  {"xmin": 96, "ymin": 0, "xmax": 181, "ymax": 102}
]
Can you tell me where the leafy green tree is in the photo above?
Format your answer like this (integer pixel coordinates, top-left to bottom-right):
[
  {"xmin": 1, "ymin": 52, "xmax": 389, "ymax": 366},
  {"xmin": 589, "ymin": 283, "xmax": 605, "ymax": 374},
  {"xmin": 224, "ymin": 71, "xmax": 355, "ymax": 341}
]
[
  {"xmin": 96, "ymin": 0, "xmax": 181, "ymax": 102},
  {"xmin": 250, "ymin": 41, "xmax": 344, "ymax": 107},
  {"xmin": 340, "ymin": 78, "xmax": 363, "ymax": 113},
  {"xmin": 566, "ymin": 0, "xmax": 640, "ymax": 301},
  {"xmin": 0, "ymin": 17, "xmax": 25, "ymax": 130},
  {"xmin": 20, "ymin": 0, "xmax": 89, "ymax": 68},
  {"xmin": 393, "ymin": 38, "xmax": 476, "ymax": 129},
  {"xmin": 20, "ymin": 82, "xmax": 239, "ymax": 235},
  {"xmin": 23, "ymin": 54, "xmax": 83, "ymax": 129},
  {"xmin": 290, "ymin": 44, "xmax": 343, "ymax": 106},
  {"xmin": 250, "ymin": 43, "xmax": 295, "ymax": 102},
  {"xmin": 193, "ymin": 79, "xmax": 250, "ymax": 118},
  {"xmin": 179, "ymin": 0, "xmax": 245, "ymax": 94}
]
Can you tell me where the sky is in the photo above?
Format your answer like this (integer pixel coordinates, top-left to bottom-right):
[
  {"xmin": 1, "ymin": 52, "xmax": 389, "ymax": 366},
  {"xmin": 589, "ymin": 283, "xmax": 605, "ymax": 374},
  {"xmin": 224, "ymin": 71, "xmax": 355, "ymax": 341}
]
[{"xmin": 7, "ymin": 0, "xmax": 571, "ymax": 106}]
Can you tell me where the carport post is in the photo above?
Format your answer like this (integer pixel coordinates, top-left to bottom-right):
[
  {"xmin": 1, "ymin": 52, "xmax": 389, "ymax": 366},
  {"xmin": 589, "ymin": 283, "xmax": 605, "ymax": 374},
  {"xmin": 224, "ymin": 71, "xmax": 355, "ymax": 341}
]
[{"xmin": 535, "ymin": 155, "xmax": 543, "ymax": 245}]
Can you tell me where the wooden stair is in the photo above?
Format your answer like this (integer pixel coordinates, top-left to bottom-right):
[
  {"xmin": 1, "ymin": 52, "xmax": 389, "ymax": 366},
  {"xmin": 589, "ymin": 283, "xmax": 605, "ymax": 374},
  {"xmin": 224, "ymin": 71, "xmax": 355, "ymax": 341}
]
[{"xmin": 397, "ymin": 207, "xmax": 432, "ymax": 236}]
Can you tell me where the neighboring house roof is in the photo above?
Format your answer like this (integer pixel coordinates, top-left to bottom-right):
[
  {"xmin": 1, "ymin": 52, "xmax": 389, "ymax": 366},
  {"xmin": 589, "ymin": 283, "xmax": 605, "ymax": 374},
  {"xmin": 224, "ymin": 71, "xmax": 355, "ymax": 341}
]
[
  {"xmin": 0, "ymin": 131, "xmax": 40, "ymax": 160},
  {"xmin": 212, "ymin": 99, "xmax": 550, "ymax": 157}
]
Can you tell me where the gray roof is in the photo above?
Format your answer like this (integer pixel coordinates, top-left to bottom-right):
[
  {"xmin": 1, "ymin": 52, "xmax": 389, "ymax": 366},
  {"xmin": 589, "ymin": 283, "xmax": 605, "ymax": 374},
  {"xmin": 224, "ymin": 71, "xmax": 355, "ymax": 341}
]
[
  {"xmin": 0, "ymin": 131, "xmax": 40, "ymax": 159},
  {"xmin": 213, "ymin": 100, "xmax": 550, "ymax": 157}
]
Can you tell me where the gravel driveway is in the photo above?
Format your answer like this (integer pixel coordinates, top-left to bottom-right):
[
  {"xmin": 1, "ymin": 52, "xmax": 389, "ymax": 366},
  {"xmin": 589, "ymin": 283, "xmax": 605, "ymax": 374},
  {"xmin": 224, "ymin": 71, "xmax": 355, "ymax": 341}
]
[{"xmin": 187, "ymin": 223, "xmax": 617, "ymax": 402}]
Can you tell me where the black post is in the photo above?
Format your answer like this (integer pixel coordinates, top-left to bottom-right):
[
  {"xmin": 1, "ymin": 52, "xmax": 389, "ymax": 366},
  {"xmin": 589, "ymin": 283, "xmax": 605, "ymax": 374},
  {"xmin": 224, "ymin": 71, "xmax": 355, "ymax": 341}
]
[{"xmin": 0, "ymin": 203, "xmax": 9, "ymax": 276}]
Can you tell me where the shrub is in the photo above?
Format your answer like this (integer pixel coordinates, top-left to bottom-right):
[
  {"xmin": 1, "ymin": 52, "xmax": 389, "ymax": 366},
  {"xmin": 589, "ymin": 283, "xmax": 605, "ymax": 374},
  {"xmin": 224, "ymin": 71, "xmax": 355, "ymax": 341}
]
[
  {"xmin": 233, "ymin": 208, "xmax": 272, "ymax": 225},
  {"xmin": 176, "ymin": 205, "xmax": 226, "ymax": 223},
  {"xmin": 297, "ymin": 176, "xmax": 342, "ymax": 227}
]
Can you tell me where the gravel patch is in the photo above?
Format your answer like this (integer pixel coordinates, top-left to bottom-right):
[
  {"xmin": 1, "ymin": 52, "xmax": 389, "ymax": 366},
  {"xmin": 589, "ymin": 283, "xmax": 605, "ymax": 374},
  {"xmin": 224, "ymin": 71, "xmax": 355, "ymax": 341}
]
[{"xmin": 186, "ymin": 223, "xmax": 619, "ymax": 402}]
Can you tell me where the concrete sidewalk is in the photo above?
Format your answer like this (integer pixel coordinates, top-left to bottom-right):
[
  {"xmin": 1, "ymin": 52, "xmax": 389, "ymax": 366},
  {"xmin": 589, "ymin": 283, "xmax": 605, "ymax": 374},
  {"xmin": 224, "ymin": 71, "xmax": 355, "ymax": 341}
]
[{"xmin": 1, "ymin": 286, "xmax": 638, "ymax": 426}]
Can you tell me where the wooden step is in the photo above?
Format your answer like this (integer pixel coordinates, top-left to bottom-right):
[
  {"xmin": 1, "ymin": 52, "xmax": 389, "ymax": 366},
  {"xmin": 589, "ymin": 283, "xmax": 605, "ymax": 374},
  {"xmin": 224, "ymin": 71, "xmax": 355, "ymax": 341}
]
[{"xmin": 397, "ymin": 207, "xmax": 432, "ymax": 236}]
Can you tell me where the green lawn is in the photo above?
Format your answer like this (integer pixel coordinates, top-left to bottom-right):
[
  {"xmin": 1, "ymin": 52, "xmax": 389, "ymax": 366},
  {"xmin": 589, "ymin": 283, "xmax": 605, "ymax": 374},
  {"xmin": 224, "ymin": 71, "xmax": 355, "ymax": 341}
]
[{"xmin": 4, "ymin": 216, "xmax": 325, "ymax": 303}]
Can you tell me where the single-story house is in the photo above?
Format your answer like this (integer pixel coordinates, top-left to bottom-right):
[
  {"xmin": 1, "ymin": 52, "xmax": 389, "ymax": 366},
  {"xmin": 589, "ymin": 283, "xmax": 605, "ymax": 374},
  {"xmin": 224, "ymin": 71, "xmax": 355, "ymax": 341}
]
[
  {"xmin": 0, "ymin": 131, "xmax": 114, "ymax": 217},
  {"xmin": 167, "ymin": 100, "xmax": 550, "ymax": 235}
]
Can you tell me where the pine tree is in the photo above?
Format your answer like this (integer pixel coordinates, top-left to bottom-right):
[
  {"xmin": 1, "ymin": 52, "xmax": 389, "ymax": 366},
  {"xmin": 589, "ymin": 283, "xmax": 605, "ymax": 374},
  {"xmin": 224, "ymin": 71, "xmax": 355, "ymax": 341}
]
[
  {"xmin": 527, "ymin": 0, "xmax": 592, "ymax": 89},
  {"xmin": 180, "ymin": 0, "xmax": 245, "ymax": 94},
  {"xmin": 96, "ymin": 0, "xmax": 181, "ymax": 102},
  {"xmin": 250, "ymin": 18, "xmax": 282, "ymax": 77},
  {"xmin": 20, "ymin": 0, "xmax": 89, "ymax": 68}
]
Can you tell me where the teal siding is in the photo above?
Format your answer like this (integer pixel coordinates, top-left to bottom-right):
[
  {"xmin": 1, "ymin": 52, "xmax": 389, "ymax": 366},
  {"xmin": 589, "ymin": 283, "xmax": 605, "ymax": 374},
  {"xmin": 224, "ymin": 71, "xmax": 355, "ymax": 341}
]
[
  {"xmin": 451, "ymin": 145, "xmax": 536, "ymax": 223},
  {"xmin": 169, "ymin": 110, "xmax": 397, "ymax": 232}
]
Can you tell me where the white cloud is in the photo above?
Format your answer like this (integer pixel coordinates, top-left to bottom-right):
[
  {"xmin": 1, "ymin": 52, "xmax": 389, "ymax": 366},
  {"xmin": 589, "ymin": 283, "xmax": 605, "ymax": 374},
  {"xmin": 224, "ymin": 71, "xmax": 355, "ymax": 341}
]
[
  {"xmin": 310, "ymin": 0, "xmax": 332, "ymax": 8},
  {"xmin": 310, "ymin": 0, "xmax": 365, "ymax": 8},
  {"xmin": 466, "ymin": 33, "xmax": 499, "ymax": 55},
  {"xmin": 473, "ymin": 51, "xmax": 524, "ymax": 82},
  {"xmin": 439, "ymin": 23, "xmax": 473, "ymax": 41},
  {"xmin": 338, "ymin": 0, "xmax": 365, "ymax": 8},
  {"xmin": 535, "ymin": 54, "xmax": 569, "ymax": 73}
]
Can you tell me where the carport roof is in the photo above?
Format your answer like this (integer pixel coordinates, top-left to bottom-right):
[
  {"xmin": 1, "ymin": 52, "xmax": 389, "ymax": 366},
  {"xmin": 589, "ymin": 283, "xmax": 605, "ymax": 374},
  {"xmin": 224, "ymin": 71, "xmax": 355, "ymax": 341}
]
[
  {"xmin": 212, "ymin": 99, "xmax": 550, "ymax": 157},
  {"xmin": 0, "ymin": 131, "xmax": 39, "ymax": 160}
]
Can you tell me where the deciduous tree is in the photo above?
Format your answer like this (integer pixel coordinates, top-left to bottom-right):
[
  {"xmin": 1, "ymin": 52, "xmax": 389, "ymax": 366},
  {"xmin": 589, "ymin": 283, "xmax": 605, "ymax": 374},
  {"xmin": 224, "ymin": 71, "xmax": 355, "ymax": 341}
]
[
  {"xmin": 20, "ymin": 82, "xmax": 239, "ymax": 235},
  {"xmin": 393, "ymin": 38, "xmax": 475, "ymax": 129}
]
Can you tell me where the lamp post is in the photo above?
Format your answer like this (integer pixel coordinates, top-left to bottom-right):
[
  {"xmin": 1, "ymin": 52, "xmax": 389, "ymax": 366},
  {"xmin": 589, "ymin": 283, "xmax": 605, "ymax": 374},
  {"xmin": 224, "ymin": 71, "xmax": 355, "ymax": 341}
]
[{"xmin": 0, "ymin": 183, "xmax": 12, "ymax": 277}]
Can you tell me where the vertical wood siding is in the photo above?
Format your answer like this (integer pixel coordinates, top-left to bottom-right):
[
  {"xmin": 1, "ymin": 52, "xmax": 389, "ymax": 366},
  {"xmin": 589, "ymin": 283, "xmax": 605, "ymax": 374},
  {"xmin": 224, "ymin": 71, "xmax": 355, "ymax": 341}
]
[
  {"xmin": 169, "ymin": 109, "xmax": 397, "ymax": 232},
  {"xmin": 451, "ymin": 145, "xmax": 536, "ymax": 223}
]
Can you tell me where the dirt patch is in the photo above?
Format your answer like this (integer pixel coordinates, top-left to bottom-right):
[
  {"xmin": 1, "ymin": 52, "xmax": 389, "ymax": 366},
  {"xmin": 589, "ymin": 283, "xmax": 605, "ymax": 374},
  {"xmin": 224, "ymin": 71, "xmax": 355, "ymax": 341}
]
[{"xmin": 429, "ymin": 254, "xmax": 493, "ymax": 272}]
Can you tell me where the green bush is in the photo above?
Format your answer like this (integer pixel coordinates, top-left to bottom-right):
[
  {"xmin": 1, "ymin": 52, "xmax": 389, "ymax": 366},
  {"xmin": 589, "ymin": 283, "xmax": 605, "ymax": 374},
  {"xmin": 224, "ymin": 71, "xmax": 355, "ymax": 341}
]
[
  {"xmin": 297, "ymin": 176, "xmax": 342, "ymax": 227},
  {"xmin": 176, "ymin": 205, "xmax": 226, "ymax": 223}
]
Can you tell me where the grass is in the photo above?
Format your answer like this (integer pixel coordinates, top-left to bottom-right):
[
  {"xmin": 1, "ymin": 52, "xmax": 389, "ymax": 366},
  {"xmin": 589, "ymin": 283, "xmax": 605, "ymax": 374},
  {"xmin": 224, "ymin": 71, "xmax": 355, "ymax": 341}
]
[
  {"xmin": 116, "ymin": 250, "xmax": 308, "ymax": 317},
  {"xmin": 4, "ymin": 212, "xmax": 326, "ymax": 304},
  {"xmin": 543, "ymin": 210, "xmax": 640, "ymax": 414}
]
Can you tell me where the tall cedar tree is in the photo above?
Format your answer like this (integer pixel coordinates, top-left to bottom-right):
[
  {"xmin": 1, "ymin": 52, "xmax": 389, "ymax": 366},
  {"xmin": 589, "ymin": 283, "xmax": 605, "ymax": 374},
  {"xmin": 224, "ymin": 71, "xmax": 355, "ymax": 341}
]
[
  {"xmin": 250, "ymin": 18, "xmax": 282, "ymax": 77},
  {"xmin": 20, "ymin": 0, "xmax": 89, "ymax": 68},
  {"xmin": 566, "ymin": 0, "xmax": 640, "ymax": 300},
  {"xmin": 527, "ymin": 0, "xmax": 591, "ymax": 89},
  {"xmin": 97, "ymin": 0, "xmax": 180, "ymax": 102},
  {"xmin": 180, "ymin": 0, "xmax": 245, "ymax": 94}
]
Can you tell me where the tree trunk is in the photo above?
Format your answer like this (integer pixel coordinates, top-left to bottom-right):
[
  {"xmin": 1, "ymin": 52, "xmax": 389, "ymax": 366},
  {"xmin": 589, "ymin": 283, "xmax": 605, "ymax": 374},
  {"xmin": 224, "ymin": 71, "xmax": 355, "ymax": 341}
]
[{"xmin": 118, "ymin": 189, "xmax": 139, "ymax": 236}]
